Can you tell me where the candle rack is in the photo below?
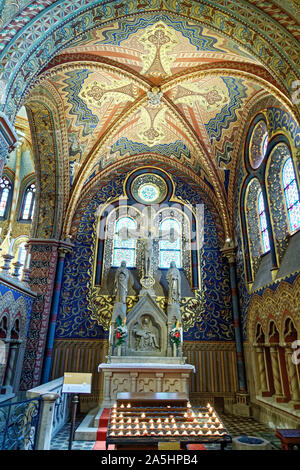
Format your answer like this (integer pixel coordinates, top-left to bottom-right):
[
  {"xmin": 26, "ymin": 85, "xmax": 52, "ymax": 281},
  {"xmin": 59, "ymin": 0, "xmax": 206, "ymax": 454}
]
[{"xmin": 106, "ymin": 392, "xmax": 231, "ymax": 450}]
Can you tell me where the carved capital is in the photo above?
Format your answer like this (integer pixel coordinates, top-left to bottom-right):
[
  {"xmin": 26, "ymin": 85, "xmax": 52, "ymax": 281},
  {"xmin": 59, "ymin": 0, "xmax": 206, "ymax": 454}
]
[{"xmin": 220, "ymin": 240, "xmax": 236, "ymax": 264}]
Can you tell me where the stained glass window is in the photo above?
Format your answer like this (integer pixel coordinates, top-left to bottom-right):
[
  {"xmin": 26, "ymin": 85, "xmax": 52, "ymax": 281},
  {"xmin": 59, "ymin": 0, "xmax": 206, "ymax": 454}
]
[
  {"xmin": 249, "ymin": 120, "xmax": 268, "ymax": 169},
  {"xmin": 159, "ymin": 218, "xmax": 182, "ymax": 268},
  {"xmin": 112, "ymin": 217, "xmax": 136, "ymax": 267},
  {"xmin": 138, "ymin": 183, "xmax": 159, "ymax": 203},
  {"xmin": 20, "ymin": 183, "xmax": 36, "ymax": 221},
  {"xmin": 282, "ymin": 157, "xmax": 300, "ymax": 232},
  {"xmin": 258, "ymin": 191, "xmax": 270, "ymax": 253},
  {"xmin": 0, "ymin": 177, "xmax": 12, "ymax": 218}
]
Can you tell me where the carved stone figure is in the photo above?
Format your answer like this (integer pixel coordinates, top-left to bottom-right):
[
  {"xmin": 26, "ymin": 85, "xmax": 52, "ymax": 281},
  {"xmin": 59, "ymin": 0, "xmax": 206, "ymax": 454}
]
[
  {"xmin": 114, "ymin": 260, "xmax": 130, "ymax": 304},
  {"xmin": 143, "ymin": 234, "xmax": 153, "ymax": 278},
  {"xmin": 166, "ymin": 261, "xmax": 181, "ymax": 304},
  {"xmin": 133, "ymin": 316, "xmax": 159, "ymax": 351}
]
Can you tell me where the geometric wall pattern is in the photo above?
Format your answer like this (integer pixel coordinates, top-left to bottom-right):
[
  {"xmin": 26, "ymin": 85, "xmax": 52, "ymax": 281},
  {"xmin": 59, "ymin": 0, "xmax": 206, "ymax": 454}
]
[{"xmin": 56, "ymin": 171, "xmax": 234, "ymax": 341}]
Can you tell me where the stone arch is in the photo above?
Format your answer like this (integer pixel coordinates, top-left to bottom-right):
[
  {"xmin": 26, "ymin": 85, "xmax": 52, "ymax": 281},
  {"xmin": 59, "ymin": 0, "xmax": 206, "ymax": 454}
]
[
  {"xmin": 255, "ymin": 322, "xmax": 265, "ymax": 344},
  {"xmin": 246, "ymin": 275, "xmax": 300, "ymax": 343},
  {"xmin": 11, "ymin": 296, "xmax": 28, "ymax": 340},
  {"xmin": 267, "ymin": 319, "xmax": 280, "ymax": 343},
  {"xmin": 283, "ymin": 316, "xmax": 298, "ymax": 343},
  {"xmin": 25, "ymin": 89, "xmax": 69, "ymax": 239},
  {"xmin": 66, "ymin": 154, "xmax": 226, "ymax": 244},
  {"xmin": 0, "ymin": 291, "xmax": 15, "ymax": 334}
]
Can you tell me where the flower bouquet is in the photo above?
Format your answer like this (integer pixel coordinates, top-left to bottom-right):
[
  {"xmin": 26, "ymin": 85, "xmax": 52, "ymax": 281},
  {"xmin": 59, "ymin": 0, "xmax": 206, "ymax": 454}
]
[
  {"xmin": 170, "ymin": 320, "xmax": 182, "ymax": 346},
  {"xmin": 115, "ymin": 316, "xmax": 128, "ymax": 347}
]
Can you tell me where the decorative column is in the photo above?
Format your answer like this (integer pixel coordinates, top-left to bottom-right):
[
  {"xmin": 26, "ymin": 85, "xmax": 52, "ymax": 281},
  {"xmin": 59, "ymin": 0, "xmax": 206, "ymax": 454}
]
[
  {"xmin": 0, "ymin": 112, "xmax": 18, "ymax": 178},
  {"xmin": 254, "ymin": 344, "xmax": 268, "ymax": 395},
  {"xmin": 130, "ymin": 372, "xmax": 138, "ymax": 393},
  {"xmin": 20, "ymin": 239, "xmax": 60, "ymax": 390},
  {"xmin": 8, "ymin": 142, "xmax": 23, "ymax": 224},
  {"xmin": 11, "ymin": 261, "xmax": 23, "ymax": 279},
  {"xmin": 285, "ymin": 344, "xmax": 300, "ymax": 409},
  {"xmin": 221, "ymin": 242, "xmax": 247, "ymax": 393},
  {"xmin": 41, "ymin": 242, "xmax": 73, "ymax": 384},
  {"xmin": 269, "ymin": 344, "xmax": 284, "ymax": 401},
  {"xmin": 1, "ymin": 253, "xmax": 14, "ymax": 276},
  {"xmin": 35, "ymin": 393, "xmax": 60, "ymax": 450},
  {"xmin": 103, "ymin": 371, "xmax": 113, "ymax": 406},
  {"xmin": 155, "ymin": 372, "xmax": 164, "ymax": 392}
]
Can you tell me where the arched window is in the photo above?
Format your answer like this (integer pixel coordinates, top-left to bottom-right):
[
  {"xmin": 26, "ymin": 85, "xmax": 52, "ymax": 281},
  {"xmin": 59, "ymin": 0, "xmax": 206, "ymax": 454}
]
[
  {"xmin": 258, "ymin": 191, "xmax": 270, "ymax": 253},
  {"xmin": 282, "ymin": 157, "xmax": 300, "ymax": 232},
  {"xmin": 20, "ymin": 183, "xmax": 36, "ymax": 221},
  {"xmin": 112, "ymin": 217, "xmax": 136, "ymax": 268},
  {"xmin": 159, "ymin": 218, "xmax": 182, "ymax": 269},
  {"xmin": 0, "ymin": 177, "xmax": 12, "ymax": 218},
  {"xmin": 0, "ymin": 316, "xmax": 8, "ymax": 339},
  {"xmin": 249, "ymin": 119, "xmax": 268, "ymax": 169}
]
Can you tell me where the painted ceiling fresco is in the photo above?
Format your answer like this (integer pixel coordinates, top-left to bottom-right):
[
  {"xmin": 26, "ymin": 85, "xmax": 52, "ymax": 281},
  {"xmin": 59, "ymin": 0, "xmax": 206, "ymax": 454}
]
[
  {"xmin": 30, "ymin": 10, "xmax": 294, "ymax": 229},
  {"xmin": 62, "ymin": 16, "xmax": 259, "ymax": 74}
]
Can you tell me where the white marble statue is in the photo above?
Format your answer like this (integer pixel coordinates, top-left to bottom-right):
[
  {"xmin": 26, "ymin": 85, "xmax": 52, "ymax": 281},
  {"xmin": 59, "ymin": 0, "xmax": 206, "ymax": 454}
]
[
  {"xmin": 166, "ymin": 261, "xmax": 181, "ymax": 304},
  {"xmin": 114, "ymin": 260, "xmax": 131, "ymax": 304}
]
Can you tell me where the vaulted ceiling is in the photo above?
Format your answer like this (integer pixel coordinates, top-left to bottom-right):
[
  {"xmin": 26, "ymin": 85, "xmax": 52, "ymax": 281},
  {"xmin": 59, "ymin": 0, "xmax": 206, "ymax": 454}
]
[{"xmin": 16, "ymin": 7, "xmax": 298, "ymax": 240}]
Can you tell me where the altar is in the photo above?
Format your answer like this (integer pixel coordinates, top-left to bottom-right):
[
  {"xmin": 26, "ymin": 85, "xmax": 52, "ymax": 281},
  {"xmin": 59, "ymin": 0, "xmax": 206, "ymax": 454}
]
[
  {"xmin": 98, "ymin": 232, "xmax": 195, "ymax": 406},
  {"xmin": 98, "ymin": 360, "xmax": 195, "ymax": 407}
]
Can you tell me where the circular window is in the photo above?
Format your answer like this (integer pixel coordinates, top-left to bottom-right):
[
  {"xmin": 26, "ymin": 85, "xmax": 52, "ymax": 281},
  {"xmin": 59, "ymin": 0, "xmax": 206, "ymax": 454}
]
[
  {"xmin": 131, "ymin": 173, "xmax": 168, "ymax": 204},
  {"xmin": 138, "ymin": 183, "xmax": 160, "ymax": 202},
  {"xmin": 249, "ymin": 120, "xmax": 268, "ymax": 169}
]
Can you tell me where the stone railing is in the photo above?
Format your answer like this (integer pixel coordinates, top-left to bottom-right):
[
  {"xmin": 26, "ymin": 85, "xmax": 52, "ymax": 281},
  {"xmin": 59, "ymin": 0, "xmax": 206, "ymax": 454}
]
[{"xmin": 26, "ymin": 377, "xmax": 71, "ymax": 449}]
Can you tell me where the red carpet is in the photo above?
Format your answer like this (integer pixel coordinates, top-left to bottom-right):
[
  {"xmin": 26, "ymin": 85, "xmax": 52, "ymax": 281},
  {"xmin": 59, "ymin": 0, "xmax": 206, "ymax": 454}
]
[
  {"xmin": 187, "ymin": 444, "xmax": 206, "ymax": 450},
  {"xmin": 93, "ymin": 408, "xmax": 115, "ymax": 450}
]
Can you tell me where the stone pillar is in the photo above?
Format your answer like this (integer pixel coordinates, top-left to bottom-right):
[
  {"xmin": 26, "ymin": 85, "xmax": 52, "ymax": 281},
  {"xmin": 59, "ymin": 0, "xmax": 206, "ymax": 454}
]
[
  {"xmin": 1, "ymin": 253, "xmax": 14, "ymax": 276},
  {"xmin": 155, "ymin": 372, "xmax": 164, "ymax": 392},
  {"xmin": 0, "ymin": 112, "xmax": 18, "ymax": 179},
  {"xmin": 103, "ymin": 371, "xmax": 112, "ymax": 405},
  {"xmin": 181, "ymin": 373, "xmax": 190, "ymax": 395},
  {"xmin": 20, "ymin": 239, "xmax": 60, "ymax": 390},
  {"xmin": 130, "ymin": 372, "xmax": 138, "ymax": 393},
  {"xmin": 285, "ymin": 345, "xmax": 300, "ymax": 409},
  {"xmin": 35, "ymin": 393, "xmax": 59, "ymax": 450},
  {"xmin": 12, "ymin": 261, "xmax": 23, "ymax": 279},
  {"xmin": 41, "ymin": 242, "xmax": 73, "ymax": 384},
  {"xmin": 8, "ymin": 142, "xmax": 23, "ymax": 226},
  {"xmin": 221, "ymin": 243, "xmax": 247, "ymax": 393},
  {"xmin": 269, "ymin": 345, "xmax": 284, "ymax": 400},
  {"xmin": 254, "ymin": 344, "xmax": 268, "ymax": 395}
]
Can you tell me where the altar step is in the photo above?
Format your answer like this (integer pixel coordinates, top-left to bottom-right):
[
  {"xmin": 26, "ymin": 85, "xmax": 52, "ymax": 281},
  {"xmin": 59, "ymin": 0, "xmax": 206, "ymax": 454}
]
[
  {"xmin": 74, "ymin": 406, "xmax": 116, "ymax": 449},
  {"xmin": 74, "ymin": 406, "xmax": 105, "ymax": 441}
]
